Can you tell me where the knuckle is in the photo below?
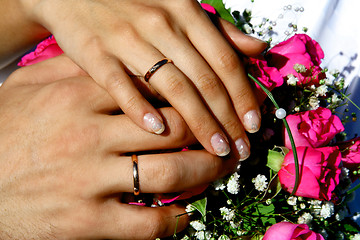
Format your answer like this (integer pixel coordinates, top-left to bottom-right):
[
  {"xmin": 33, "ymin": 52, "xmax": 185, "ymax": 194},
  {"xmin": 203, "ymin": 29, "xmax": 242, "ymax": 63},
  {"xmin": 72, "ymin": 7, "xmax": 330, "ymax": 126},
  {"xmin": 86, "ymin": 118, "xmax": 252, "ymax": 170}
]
[
  {"xmin": 146, "ymin": 8, "xmax": 172, "ymax": 29},
  {"xmin": 221, "ymin": 118, "xmax": 241, "ymax": 135},
  {"xmin": 103, "ymin": 71, "xmax": 126, "ymax": 92},
  {"xmin": 123, "ymin": 95, "xmax": 139, "ymax": 115},
  {"xmin": 188, "ymin": 114, "xmax": 211, "ymax": 138},
  {"xmin": 81, "ymin": 35, "xmax": 104, "ymax": 53},
  {"xmin": 233, "ymin": 86, "xmax": 253, "ymax": 105},
  {"xmin": 217, "ymin": 50, "xmax": 240, "ymax": 72},
  {"xmin": 119, "ymin": 23, "xmax": 141, "ymax": 44},
  {"xmin": 196, "ymin": 73, "xmax": 221, "ymax": 99},
  {"xmin": 41, "ymin": 81, "xmax": 81, "ymax": 107},
  {"xmin": 165, "ymin": 75, "xmax": 186, "ymax": 97}
]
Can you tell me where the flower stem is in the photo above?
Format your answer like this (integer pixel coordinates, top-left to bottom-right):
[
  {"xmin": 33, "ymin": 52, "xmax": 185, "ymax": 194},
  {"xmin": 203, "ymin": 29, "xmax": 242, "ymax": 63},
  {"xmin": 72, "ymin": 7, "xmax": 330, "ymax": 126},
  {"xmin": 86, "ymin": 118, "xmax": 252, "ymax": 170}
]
[
  {"xmin": 346, "ymin": 181, "xmax": 360, "ymax": 195},
  {"xmin": 331, "ymin": 86, "xmax": 360, "ymax": 111},
  {"xmin": 248, "ymin": 73, "xmax": 300, "ymax": 195},
  {"xmin": 341, "ymin": 92, "xmax": 360, "ymax": 112}
]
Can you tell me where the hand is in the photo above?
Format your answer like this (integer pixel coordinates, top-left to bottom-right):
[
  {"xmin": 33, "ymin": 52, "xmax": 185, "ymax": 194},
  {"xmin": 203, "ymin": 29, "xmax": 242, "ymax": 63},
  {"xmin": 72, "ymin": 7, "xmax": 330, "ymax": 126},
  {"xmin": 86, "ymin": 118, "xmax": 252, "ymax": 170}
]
[
  {"xmin": 0, "ymin": 58, "xmax": 236, "ymax": 239},
  {"xmin": 20, "ymin": 0, "xmax": 267, "ymax": 159}
]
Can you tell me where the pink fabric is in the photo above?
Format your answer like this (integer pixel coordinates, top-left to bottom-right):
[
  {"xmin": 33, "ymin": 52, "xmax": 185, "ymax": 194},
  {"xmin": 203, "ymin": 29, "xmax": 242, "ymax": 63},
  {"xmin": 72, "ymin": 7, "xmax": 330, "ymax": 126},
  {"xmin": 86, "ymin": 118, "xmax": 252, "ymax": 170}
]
[
  {"xmin": 18, "ymin": 36, "xmax": 63, "ymax": 67},
  {"xmin": 201, "ymin": 3, "xmax": 217, "ymax": 15}
]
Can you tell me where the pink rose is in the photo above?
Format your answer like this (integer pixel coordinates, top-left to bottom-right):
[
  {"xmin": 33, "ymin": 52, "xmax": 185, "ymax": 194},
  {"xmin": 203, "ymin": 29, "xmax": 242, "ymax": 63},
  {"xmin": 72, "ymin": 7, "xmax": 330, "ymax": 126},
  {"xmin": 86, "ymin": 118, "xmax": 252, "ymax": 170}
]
[
  {"xmin": 284, "ymin": 107, "xmax": 344, "ymax": 149},
  {"xmin": 18, "ymin": 35, "xmax": 63, "ymax": 67},
  {"xmin": 246, "ymin": 56, "xmax": 284, "ymax": 103},
  {"xmin": 267, "ymin": 34, "xmax": 326, "ymax": 86},
  {"xmin": 263, "ymin": 222, "xmax": 324, "ymax": 240},
  {"xmin": 279, "ymin": 146, "xmax": 341, "ymax": 200},
  {"xmin": 339, "ymin": 137, "xmax": 360, "ymax": 179}
]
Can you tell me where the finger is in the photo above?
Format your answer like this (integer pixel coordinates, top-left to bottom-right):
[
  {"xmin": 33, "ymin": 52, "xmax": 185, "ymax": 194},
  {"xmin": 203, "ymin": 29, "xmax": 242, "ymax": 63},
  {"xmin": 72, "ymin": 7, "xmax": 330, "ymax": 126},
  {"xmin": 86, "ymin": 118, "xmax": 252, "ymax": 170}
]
[
  {"xmin": 4, "ymin": 54, "xmax": 86, "ymax": 88},
  {"xmin": 100, "ymin": 107, "xmax": 196, "ymax": 153},
  {"xmin": 143, "ymin": 19, "xmax": 251, "ymax": 160},
  {"xmin": 180, "ymin": 6, "xmax": 262, "ymax": 134},
  {"xmin": 95, "ymin": 200, "xmax": 188, "ymax": 240},
  {"xmin": 72, "ymin": 44, "xmax": 166, "ymax": 135},
  {"xmin": 216, "ymin": 17, "xmax": 268, "ymax": 57},
  {"xmin": 95, "ymin": 150, "xmax": 231, "ymax": 196},
  {"xmin": 115, "ymin": 39, "xmax": 231, "ymax": 157}
]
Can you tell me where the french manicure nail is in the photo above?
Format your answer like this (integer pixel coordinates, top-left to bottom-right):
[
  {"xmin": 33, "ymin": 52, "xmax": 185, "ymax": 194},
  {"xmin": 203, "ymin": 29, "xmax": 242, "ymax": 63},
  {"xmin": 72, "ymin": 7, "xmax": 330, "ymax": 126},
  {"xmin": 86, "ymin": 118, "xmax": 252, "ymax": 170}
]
[
  {"xmin": 235, "ymin": 138, "xmax": 250, "ymax": 161},
  {"xmin": 143, "ymin": 113, "xmax": 165, "ymax": 134},
  {"xmin": 243, "ymin": 110, "xmax": 261, "ymax": 133},
  {"xmin": 211, "ymin": 133, "xmax": 230, "ymax": 157}
]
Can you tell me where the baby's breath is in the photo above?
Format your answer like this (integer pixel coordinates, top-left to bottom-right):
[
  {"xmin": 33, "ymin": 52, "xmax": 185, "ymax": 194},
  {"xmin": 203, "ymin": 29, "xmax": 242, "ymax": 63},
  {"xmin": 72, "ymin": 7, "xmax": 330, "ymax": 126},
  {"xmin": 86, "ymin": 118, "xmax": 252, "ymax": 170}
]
[
  {"xmin": 320, "ymin": 201, "xmax": 335, "ymax": 219},
  {"xmin": 190, "ymin": 221, "xmax": 206, "ymax": 231},
  {"xmin": 252, "ymin": 174, "xmax": 268, "ymax": 192},
  {"xmin": 226, "ymin": 172, "xmax": 240, "ymax": 194}
]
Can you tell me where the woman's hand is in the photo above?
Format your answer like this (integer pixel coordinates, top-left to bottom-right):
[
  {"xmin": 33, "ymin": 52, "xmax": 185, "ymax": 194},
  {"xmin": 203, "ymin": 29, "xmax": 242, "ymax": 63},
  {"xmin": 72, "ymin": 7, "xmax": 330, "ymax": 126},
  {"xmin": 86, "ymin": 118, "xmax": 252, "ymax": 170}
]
[
  {"xmin": 0, "ymin": 59, "xmax": 236, "ymax": 239},
  {"xmin": 20, "ymin": 0, "xmax": 266, "ymax": 159}
]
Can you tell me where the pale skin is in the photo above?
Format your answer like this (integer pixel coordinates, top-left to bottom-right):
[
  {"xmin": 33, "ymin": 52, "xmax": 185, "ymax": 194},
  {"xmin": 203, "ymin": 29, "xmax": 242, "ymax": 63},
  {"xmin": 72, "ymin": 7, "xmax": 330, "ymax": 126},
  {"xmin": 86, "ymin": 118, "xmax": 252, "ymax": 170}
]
[
  {"xmin": 0, "ymin": 55, "xmax": 239, "ymax": 239},
  {"xmin": 0, "ymin": 0, "xmax": 267, "ymax": 160}
]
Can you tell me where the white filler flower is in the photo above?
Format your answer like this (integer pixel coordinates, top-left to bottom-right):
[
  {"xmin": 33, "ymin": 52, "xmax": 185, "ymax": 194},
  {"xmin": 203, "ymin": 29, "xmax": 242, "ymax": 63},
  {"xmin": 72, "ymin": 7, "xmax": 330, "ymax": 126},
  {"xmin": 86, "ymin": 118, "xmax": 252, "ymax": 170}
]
[
  {"xmin": 252, "ymin": 174, "xmax": 268, "ymax": 192},
  {"xmin": 287, "ymin": 74, "xmax": 299, "ymax": 86},
  {"xmin": 190, "ymin": 220, "xmax": 206, "ymax": 231},
  {"xmin": 287, "ymin": 196, "xmax": 297, "ymax": 206},
  {"xmin": 220, "ymin": 207, "xmax": 236, "ymax": 221},
  {"xmin": 298, "ymin": 212, "xmax": 313, "ymax": 225},
  {"xmin": 227, "ymin": 172, "xmax": 240, "ymax": 194},
  {"xmin": 320, "ymin": 201, "xmax": 335, "ymax": 219}
]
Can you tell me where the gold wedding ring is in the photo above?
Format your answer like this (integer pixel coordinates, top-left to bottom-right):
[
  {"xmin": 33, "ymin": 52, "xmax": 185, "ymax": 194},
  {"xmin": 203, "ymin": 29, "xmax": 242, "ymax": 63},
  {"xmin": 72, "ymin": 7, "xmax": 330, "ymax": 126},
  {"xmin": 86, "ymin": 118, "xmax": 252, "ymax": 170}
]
[
  {"xmin": 144, "ymin": 58, "xmax": 173, "ymax": 82},
  {"xmin": 132, "ymin": 154, "xmax": 140, "ymax": 196}
]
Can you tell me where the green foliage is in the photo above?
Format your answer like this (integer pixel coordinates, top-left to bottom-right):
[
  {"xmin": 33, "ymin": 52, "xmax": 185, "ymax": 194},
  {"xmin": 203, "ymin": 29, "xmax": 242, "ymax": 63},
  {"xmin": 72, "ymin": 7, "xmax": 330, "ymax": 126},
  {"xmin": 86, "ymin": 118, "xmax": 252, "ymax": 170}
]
[
  {"xmin": 256, "ymin": 203, "xmax": 276, "ymax": 226},
  {"xmin": 201, "ymin": 0, "xmax": 235, "ymax": 24},
  {"xmin": 267, "ymin": 149, "xmax": 285, "ymax": 172},
  {"xmin": 190, "ymin": 197, "xmax": 207, "ymax": 221}
]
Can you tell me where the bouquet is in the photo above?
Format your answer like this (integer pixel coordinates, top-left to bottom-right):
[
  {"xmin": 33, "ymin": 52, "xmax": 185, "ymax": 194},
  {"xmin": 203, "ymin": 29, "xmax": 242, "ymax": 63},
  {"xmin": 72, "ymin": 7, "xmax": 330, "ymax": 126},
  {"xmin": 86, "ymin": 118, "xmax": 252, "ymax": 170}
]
[{"xmin": 177, "ymin": 1, "xmax": 360, "ymax": 240}]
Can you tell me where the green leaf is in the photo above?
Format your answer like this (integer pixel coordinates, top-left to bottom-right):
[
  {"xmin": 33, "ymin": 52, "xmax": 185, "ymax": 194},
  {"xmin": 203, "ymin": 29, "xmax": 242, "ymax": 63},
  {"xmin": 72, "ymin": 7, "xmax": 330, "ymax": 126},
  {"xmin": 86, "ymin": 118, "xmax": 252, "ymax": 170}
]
[
  {"xmin": 344, "ymin": 223, "xmax": 359, "ymax": 233},
  {"xmin": 267, "ymin": 150, "xmax": 285, "ymax": 172},
  {"xmin": 190, "ymin": 197, "xmax": 207, "ymax": 221},
  {"xmin": 201, "ymin": 0, "xmax": 235, "ymax": 24},
  {"xmin": 342, "ymin": 219, "xmax": 360, "ymax": 233},
  {"xmin": 251, "ymin": 235, "xmax": 264, "ymax": 240},
  {"xmin": 255, "ymin": 203, "xmax": 275, "ymax": 226}
]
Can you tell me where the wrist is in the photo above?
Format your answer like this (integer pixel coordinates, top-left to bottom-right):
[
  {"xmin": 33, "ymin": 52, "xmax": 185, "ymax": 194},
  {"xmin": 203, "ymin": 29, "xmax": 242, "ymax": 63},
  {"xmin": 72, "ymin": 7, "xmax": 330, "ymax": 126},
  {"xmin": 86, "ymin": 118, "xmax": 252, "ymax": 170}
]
[
  {"xmin": 18, "ymin": 0, "xmax": 50, "ymax": 36},
  {"xmin": 0, "ymin": 0, "xmax": 50, "ymax": 64}
]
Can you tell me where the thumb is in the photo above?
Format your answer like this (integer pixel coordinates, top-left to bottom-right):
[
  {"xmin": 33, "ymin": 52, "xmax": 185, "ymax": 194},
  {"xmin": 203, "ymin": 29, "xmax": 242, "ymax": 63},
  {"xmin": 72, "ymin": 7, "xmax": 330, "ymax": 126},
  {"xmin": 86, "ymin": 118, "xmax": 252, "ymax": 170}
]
[{"xmin": 217, "ymin": 17, "xmax": 268, "ymax": 56}]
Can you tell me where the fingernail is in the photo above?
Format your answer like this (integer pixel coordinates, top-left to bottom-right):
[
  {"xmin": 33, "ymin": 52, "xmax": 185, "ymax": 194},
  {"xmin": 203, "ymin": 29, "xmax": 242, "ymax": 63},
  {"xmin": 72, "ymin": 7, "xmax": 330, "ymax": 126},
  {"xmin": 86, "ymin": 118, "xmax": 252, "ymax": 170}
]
[
  {"xmin": 211, "ymin": 133, "xmax": 230, "ymax": 157},
  {"xmin": 143, "ymin": 113, "xmax": 165, "ymax": 134},
  {"xmin": 243, "ymin": 110, "xmax": 261, "ymax": 133},
  {"xmin": 235, "ymin": 138, "xmax": 250, "ymax": 161}
]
